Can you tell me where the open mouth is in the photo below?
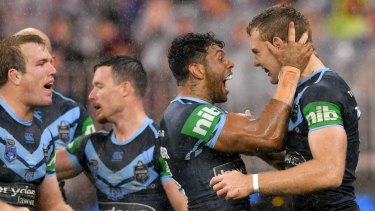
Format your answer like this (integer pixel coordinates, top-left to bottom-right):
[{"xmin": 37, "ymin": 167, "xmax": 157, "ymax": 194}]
[
  {"xmin": 44, "ymin": 81, "xmax": 54, "ymax": 91},
  {"xmin": 263, "ymin": 68, "xmax": 270, "ymax": 76},
  {"xmin": 92, "ymin": 104, "xmax": 102, "ymax": 113},
  {"xmin": 223, "ymin": 74, "xmax": 233, "ymax": 91}
]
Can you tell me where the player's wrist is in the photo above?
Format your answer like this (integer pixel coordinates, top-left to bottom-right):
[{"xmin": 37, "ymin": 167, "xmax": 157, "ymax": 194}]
[
  {"xmin": 273, "ymin": 67, "xmax": 300, "ymax": 104},
  {"xmin": 279, "ymin": 66, "xmax": 301, "ymax": 78},
  {"xmin": 252, "ymin": 174, "xmax": 260, "ymax": 193}
]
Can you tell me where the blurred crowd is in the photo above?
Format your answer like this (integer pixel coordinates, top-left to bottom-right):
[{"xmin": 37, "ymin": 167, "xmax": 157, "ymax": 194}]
[{"xmin": 1, "ymin": 0, "xmax": 374, "ymax": 207}]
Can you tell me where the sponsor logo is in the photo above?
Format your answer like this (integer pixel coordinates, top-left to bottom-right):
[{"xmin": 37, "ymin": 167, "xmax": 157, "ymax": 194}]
[
  {"xmin": 111, "ymin": 152, "xmax": 123, "ymax": 162},
  {"xmin": 160, "ymin": 147, "xmax": 169, "ymax": 159},
  {"xmin": 181, "ymin": 105, "xmax": 222, "ymax": 142},
  {"xmin": 284, "ymin": 151, "xmax": 307, "ymax": 167},
  {"xmin": 355, "ymin": 106, "xmax": 361, "ymax": 119},
  {"xmin": 0, "ymin": 184, "xmax": 36, "ymax": 207},
  {"xmin": 24, "ymin": 132, "xmax": 34, "ymax": 144},
  {"xmin": 98, "ymin": 202, "xmax": 156, "ymax": 211},
  {"xmin": 34, "ymin": 110, "xmax": 43, "ymax": 122},
  {"xmin": 213, "ymin": 160, "xmax": 246, "ymax": 176},
  {"xmin": 303, "ymin": 102, "xmax": 342, "ymax": 129},
  {"xmin": 158, "ymin": 129, "xmax": 165, "ymax": 138},
  {"xmin": 85, "ymin": 124, "xmax": 96, "ymax": 135},
  {"xmin": 108, "ymin": 187, "xmax": 122, "ymax": 201}
]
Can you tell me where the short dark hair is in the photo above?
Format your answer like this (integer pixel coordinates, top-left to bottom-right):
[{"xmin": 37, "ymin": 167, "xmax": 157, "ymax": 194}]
[
  {"xmin": 0, "ymin": 34, "xmax": 45, "ymax": 87},
  {"xmin": 167, "ymin": 32, "xmax": 225, "ymax": 84},
  {"xmin": 247, "ymin": 4, "xmax": 312, "ymax": 43},
  {"xmin": 93, "ymin": 55, "xmax": 148, "ymax": 97}
]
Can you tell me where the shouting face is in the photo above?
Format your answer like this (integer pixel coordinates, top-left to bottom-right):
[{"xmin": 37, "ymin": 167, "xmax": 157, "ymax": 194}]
[
  {"xmin": 249, "ymin": 28, "xmax": 281, "ymax": 84},
  {"xmin": 19, "ymin": 43, "xmax": 56, "ymax": 107},
  {"xmin": 203, "ymin": 44, "xmax": 234, "ymax": 103}
]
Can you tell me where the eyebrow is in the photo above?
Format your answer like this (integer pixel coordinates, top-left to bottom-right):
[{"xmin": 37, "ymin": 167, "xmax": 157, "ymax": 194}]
[{"xmin": 215, "ymin": 49, "xmax": 224, "ymax": 55}]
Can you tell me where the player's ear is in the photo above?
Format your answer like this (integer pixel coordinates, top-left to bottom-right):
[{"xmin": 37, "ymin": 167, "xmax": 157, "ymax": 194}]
[
  {"xmin": 188, "ymin": 63, "xmax": 204, "ymax": 80},
  {"xmin": 272, "ymin": 37, "xmax": 286, "ymax": 49},
  {"xmin": 120, "ymin": 81, "xmax": 132, "ymax": 97},
  {"xmin": 8, "ymin": 68, "xmax": 22, "ymax": 85}
]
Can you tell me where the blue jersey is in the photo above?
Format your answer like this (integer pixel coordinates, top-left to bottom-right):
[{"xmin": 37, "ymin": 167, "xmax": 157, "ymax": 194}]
[
  {"xmin": 157, "ymin": 97, "xmax": 250, "ymax": 211},
  {"xmin": 0, "ymin": 99, "xmax": 55, "ymax": 210},
  {"xmin": 66, "ymin": 117, "xmax": 171, "ymax": 211},
  {"xmin": 285, "ymin": 68, "xmax": 360, "ymax": 210},
  {"xmin": 35, "ymin": 91, "xmax": 95, "ymax": 150}
]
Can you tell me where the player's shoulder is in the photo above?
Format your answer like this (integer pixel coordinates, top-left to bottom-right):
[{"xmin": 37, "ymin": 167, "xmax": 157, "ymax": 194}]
[
  {"xmin": 303, "ymin": 69, "xmax": 348, "ymax": 100},
  {"xmin": 51, "ymin": 92, "xmax": 86, "ymax": 110},
  {"xmin": 167, "ymin": 97, "xmax": 223, "ymax": 117},
  {"xmin": 144, "ymin": 118, "xmax": 159, "ymax": 138},
  {"xmin": 52, "ymin": 91, "xmax": 80, "ymax": 106},
  {"xmin": 84, "ymin": 130, "xmax": 110, "ymax": 143}
]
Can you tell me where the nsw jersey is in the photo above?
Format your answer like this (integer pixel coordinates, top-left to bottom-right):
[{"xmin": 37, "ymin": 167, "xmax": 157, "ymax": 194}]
[
  {"xmin": 35, "ymin": 91, "xmax": 95, "ymax": 150},
  {"xmin": 0, "ymin": 99, "xmax": 56, "ymax": 210},
  {"xmin": 66, "ymin": 117, "xmax": 171, "ymax": 211},
  {"xmin": 285, "ymin": 68, "xmax": 360, "ymax": 210},
  {"xmin": 157, "ymin": 97, "xmax": 250, "ymax": 211}
]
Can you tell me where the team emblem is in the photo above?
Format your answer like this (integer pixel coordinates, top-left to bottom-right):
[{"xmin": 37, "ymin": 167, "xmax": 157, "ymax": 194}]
[
  {"xmin": 5, "ymin": 139, "xmax": 17, "ymax": 162},
  {"xmin": 134, "ymin": 161, "xmax": 149, "ymax": 183},
  {"xmin": 43, "ymin": 145, "xmax": 48, "ymax": 163},
  {"xmin": 25, "ymin": 169, "xmax": 35, "ymax": 182},
  {"xmin": 88, "ymin": 159, "xmax": 99, "ymax": 179},
  {"xmin": 58, "ymin": 121, "xmax": 70, "ymax": 143}
]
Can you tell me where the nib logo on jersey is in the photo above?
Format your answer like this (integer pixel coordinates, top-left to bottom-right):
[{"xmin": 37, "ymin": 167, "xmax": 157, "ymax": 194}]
[
  {"xmin": 182, "ymin": 105, "xmax": 222, "ymax": 142},
  {"xmin": 303, "ymin": 102, "xmax": 343, "ymax": 129}
]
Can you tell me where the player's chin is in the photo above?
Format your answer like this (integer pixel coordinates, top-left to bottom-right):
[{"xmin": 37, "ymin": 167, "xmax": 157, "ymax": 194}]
[
  {"xmin": 38, "ymin": 97, "xmax": 53, "ymax": 106},
  {"xmin": 96, "ymin": 115, "xmax": 108, "ymax": 124},
  {"xmin": 216, "ymin": 94, "xmax": 228, "ymax": 103}
]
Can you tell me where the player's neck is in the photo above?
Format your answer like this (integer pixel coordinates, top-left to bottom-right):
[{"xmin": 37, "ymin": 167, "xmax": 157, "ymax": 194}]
[
  {"xmin": 300, "ymin": 54, "xmax": 325, "ymax": 81},
  {"xmin": 178, "ymin": 84, "xmax": 214, "ymax": 104},
  {"xmin": 112, "ymin": 101, "xmax": 148, "ymax": 141},
  {"xmin": 0, "ymin": 88, "xmax": 34, "ymax": 121}
]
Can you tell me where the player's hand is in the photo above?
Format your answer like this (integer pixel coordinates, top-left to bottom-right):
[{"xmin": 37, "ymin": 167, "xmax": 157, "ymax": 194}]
[
  {"xmin": 266, "ymin": 22, "xmax": 313, "ymax": 72},
  {"xmin": 236, "ymin": 109, "xmax": 254, "ymax": 120},
  {"xmin": 210, "ymin": 171, "xmax": 253, "ymax": 200}
]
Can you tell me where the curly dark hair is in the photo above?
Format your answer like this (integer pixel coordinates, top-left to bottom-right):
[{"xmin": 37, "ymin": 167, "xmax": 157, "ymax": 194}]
[{"xmin": 167, "ymin": 32, "xmax": 225, "ymax": 85}]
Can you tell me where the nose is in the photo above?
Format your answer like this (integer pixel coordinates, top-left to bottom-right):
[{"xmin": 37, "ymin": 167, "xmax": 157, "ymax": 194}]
[
  {"xmin": 226, "ymin": 58, "xmax": 234, "ymax": 69},
  {"xmin": 88, "ymin": 88, "xmax": 96, "ymax": 102},
  {"xmin": 253, "ymin": 59, "xmax": 260, "ymax": 67},
  {"xmin": 48, "ymin": 63, "xmax": 57, "ymax": 75}
]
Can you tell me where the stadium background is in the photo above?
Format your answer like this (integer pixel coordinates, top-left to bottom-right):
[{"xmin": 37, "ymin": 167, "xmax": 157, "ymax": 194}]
[{"xmin": 0, "ymin": 0, "xmax": 374, "ymax": 210}]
